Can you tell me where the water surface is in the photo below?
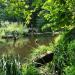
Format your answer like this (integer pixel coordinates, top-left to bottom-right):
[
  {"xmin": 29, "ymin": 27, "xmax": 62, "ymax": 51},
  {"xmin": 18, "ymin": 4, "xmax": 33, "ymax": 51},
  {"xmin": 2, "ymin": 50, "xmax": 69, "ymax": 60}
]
[{"xmin": 0, "ymin": 36, "xmax": 52, "ymax": 61}]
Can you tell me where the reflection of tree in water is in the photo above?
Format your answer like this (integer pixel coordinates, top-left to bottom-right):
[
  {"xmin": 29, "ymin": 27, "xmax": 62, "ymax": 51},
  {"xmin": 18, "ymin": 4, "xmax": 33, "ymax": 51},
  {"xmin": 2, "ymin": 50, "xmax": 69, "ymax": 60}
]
[
  {"xmin": 4, "ymin": 30, "xmax": 19, "ymax": 47},
  {"xmin": 13, "ymin": 36, "xmax": 17, "ymax": 47},
  {"xmin": 12, "ymin": 31, "xmax": 19, "ymax": 47},
  {"xmin": 0, "ymin": 35, "xmax": 54, "ymax": 61}
]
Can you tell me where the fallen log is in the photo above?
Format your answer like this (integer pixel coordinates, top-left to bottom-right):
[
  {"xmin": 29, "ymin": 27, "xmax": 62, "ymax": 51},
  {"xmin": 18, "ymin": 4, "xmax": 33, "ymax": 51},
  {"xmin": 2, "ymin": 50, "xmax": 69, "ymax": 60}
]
[
  {"xmin": 2, "ymin": 35, "xmax": 18, "ymax": 39},
  {"xmin": 2, "ymin": 35, "xmax": 14, "ymax": 39},
  {"xmin": 33, "ymin": 52, "xmax": 54, "ymax": 67}
]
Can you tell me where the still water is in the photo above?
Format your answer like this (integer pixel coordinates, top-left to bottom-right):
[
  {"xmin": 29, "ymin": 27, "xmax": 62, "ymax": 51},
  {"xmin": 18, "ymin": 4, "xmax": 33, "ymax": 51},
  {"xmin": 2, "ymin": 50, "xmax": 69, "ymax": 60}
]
[{"xmin": 0, "ymin": 36, "xmax": 52, "ymax": 61}]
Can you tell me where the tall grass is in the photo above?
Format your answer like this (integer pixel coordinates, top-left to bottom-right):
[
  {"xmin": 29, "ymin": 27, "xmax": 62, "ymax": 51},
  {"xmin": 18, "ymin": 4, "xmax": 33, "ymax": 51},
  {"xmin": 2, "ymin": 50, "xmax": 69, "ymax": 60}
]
[
  {"xmin": 22, "ymin": 64, "xmax": 40, "ymax": 75},
  {"xmin": 0, "ymin": 54, "xmax": 41, "ymax": 75},
  {"xmin": 0, "ymin": 55, "xmax": 21, "ymax": 75}
]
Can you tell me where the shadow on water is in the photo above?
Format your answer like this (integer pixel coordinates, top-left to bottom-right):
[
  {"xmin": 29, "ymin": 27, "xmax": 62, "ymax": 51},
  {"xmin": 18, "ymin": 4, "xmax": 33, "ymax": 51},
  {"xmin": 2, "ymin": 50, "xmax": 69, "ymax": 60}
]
[{"xmin": 0, "ymin": 36, "xmax": 52, "ymax": 61}]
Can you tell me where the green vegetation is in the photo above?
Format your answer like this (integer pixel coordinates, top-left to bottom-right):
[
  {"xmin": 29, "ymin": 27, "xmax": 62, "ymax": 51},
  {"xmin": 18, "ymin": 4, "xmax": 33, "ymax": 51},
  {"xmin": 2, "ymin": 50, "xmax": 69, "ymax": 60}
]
[
  {"xmin": 0, "ymin": 55, "xmax": 21, "ymax": 75},
  {"xmin": 0, "ymin": 0, "xmax": 75, "ymax": 75},
  {"xmin": 0, "ymin": 33, "xmax": 75, "ymax": 75}
]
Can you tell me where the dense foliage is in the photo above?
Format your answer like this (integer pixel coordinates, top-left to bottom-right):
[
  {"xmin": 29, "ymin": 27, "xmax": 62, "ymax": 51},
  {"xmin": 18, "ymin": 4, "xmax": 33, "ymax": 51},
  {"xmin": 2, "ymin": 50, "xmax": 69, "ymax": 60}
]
[
  {"xmin": 0, "ymin": 0, "xmax": 75, "ymax": 75},
  {"xmin": 0, "ymin": 0, "xmax": 74, "ymax": 31}
]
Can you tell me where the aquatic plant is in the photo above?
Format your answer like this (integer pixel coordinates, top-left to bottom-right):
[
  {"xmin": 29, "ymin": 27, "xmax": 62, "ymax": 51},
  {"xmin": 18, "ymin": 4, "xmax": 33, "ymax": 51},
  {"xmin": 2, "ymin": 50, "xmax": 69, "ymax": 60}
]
[{"xmin": 0, "ymin": 55, "xmax": 21, "ymax": 75}]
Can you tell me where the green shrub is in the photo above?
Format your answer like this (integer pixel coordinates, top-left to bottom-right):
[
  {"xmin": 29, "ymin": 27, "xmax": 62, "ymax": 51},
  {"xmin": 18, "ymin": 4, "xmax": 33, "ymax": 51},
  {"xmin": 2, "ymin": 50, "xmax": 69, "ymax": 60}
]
[
  {"xmin": 67, "ymin": 40, "xmax": 75, "ymax": 65},
  {"xmin": 52, "ymin": 30, "xmax": 75, "ymax": 75},
  {"xmin": 25, "ymin": 65, "xmax": 40, "ymax": 75},
  {"xmin": 64, "ymin": 66, "xmax": 75, "ymax": 75}
]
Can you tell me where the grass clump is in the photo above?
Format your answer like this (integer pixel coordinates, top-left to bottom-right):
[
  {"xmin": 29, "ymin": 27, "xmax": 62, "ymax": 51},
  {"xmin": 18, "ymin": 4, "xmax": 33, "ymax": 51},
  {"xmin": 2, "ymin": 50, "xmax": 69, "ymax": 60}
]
[
  {"xmin": 64, "ymin": 66, "xmax": 75, "ymax": 75},
  {"xmin": 31, "ymin": 44, "xmax": 54, "ymax": 60},
  {"xmin": 22, "ymin": 64, "xmax": 40, "ymax": 75},
  {"xmin": 30, "ymin": 44, "xmax": 54, "ymax": 75},
  {"xmin": 0, "ymin": 55, "xmax": 21, "ymax": 75},
  {"xmin": 0, "ymin": 55, "xmax": 41, "ymax": 75}
]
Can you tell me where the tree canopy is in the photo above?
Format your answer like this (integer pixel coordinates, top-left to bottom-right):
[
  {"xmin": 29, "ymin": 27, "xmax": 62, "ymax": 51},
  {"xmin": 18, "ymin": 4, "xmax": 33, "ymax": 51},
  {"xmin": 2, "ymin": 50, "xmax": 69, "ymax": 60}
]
[{"xmin": 0, "ymin": 0, "xmax": 75, "ymax": 31}]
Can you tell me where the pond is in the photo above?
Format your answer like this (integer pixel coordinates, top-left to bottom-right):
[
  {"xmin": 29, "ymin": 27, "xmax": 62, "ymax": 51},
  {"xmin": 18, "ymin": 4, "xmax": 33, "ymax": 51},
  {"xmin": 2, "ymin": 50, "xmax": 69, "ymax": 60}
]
[{"xmin": 0, "ymin": 35, "xmax": 53, "ymax": 62}]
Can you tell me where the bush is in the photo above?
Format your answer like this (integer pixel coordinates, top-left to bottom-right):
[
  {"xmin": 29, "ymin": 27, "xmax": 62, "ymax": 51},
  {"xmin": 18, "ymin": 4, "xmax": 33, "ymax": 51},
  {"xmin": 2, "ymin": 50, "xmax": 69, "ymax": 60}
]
[
  {"xmin": 64, "ymin": 66, "xmax": 75, "ymax": 75},
  {"xmin": 22, "ymin": 64, "xmax": 40, "ymax": 75},
  {"xmin": 67, "ymin": 40, "xmax": 75, "ymax": 65},
  {"xmin": 52, "ymin": 30, "xmax": 75, "ymax": 75}
]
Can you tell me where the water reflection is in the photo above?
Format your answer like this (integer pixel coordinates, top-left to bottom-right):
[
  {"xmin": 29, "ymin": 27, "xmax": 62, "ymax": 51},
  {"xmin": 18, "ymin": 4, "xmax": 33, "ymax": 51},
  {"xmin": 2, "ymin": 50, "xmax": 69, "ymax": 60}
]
[{"xmin": 0, "ymin": 36, "xmax": 52, "ymax": 61}]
